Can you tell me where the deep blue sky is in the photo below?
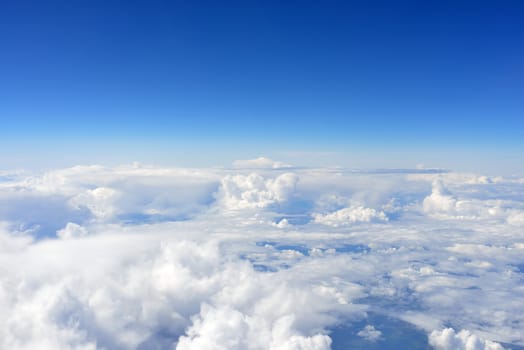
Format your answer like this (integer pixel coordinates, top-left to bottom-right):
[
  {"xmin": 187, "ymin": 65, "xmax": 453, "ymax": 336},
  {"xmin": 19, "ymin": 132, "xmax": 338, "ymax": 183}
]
[{"xmin": 1, "ymin": 0, "xmax": 523, "ymax": 172}]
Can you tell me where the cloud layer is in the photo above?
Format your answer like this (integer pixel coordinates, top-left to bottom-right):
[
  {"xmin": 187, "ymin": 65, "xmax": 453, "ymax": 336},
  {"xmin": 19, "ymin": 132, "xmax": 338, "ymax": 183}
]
[{"xmin": 0, "ymin": 159, "xmax": 523, "ymax": 349}]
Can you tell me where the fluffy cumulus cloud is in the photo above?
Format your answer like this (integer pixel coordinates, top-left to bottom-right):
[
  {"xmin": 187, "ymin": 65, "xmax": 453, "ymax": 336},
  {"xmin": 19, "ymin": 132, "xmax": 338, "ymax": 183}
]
[
  {"xmin": 69, "ymin": 187, "xmax": 120, "ymax": 219},
  {"xmin": 178, "ymin": 309, "xmax": 331, "ymax": 350},
  {"xmin": 0, "ymin": 161, "xmax": 523, "ymax": 349},
  {"xmin": 0, "ymin": 236, "xmax": 340, "ymax": 350},
  {"xmin": 56, "ymin": 222, "xmax": 88, "ymax": 239},
  {"xmin": 313, "ymin": 206, "xmax": 387, "ymax": 226},
  {"xmin": 429, "ymin": 328, "xmax": 505, "ymax": 350},
  {"xmin": 422, "ymin": 179, "xmax": 524, "ymax": 223},
  {"xmin": 217, "ymin": 172, "xmax": 298, "ymax": 210}
]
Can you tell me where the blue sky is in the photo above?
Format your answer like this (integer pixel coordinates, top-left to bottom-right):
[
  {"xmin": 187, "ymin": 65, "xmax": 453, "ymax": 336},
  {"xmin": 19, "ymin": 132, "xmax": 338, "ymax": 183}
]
[{"xmin": 1, "ymin": 0, "xmax": 523, "ymax": 172}]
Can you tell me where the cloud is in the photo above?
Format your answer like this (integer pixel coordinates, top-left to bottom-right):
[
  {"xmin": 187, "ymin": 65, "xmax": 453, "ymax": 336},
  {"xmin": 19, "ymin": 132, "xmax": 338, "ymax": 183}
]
[
  {"xmin": 0, "ymin": 165, "xmax": 220, "ymax": 236},
  {"xmin": 357, "ymin": 325, "xmax": 382, "ymax": 342},
  {"xmin": 422, "ymin": 179, "xmax": 524, "ymax": 223},
  {"xmin": 272, "ymin": 218, "xmax": 292, "ymax": 229},
  {"xmin": 0, "ymin": 231, "xmax": 344, "ymax": 349},
  {"xmin": 232, "ymin": 157, "xmax": 291, "ymax": 169},
  {"xmin": 56, "ymin": 222, "xmax": 88, "ymax": 239},
  {"xmin": 313, "ymin": 206, "xmax": 387, "ymax": 226},
  {"xmin": 216, "ymin": 172, "xmax": 299, "ymax": 210},
  {"xmin": 506, "ymin": 210, "xmax": 524, "ymax": 226},
  {"xmin": 177, "ymin": 308, "xmax": 331, "ymax": 350},
  {"xmin": 69, "ymin": 187, "xmax": 120, "ymax": 220},
  {"xmin": 429, "ymin": 328, "xmax": 505, "ymax": 350},
  {"xmin": 423, "ymin": 180, "xmax": 458, "ymax": 214},
  {"xmin": 0, "ymin": 162, "xmax": 523, "ymax": 348},
  {"xmin": 421, "ymin": 179, "xmax": 489, "ymax": 219}
]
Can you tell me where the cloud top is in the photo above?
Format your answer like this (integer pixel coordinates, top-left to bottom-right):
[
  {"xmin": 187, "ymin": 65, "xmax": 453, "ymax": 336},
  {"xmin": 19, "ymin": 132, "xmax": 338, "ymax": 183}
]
[{"xmin": 0, "ymin": 161, "xmax": 523, "ymax": 349}]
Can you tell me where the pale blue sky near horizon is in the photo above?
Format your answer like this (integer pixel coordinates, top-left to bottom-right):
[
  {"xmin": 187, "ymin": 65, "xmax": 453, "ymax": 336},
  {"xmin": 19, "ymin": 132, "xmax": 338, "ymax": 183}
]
[{"xmin": 1, "ymin": 0, "xmax": 523, "ymax": 174}]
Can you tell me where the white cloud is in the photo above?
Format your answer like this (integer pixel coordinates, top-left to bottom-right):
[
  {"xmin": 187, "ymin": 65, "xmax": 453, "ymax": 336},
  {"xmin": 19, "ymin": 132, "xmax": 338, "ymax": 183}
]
[
  {"xmin": 506, "ymin": 210, "xmax": 524, "ymax": 226},
  {"xmin": 268, "ymin": 315, "xmax": 332, "ymax": 350},
  {"xmin": 69, "ymin": 187, "xmax": 119, "ymax": 220},
  {"xmin": 429, "ymin": 328, "xmax": 505, "ymax": 350},
  {"xmin": 272, "ymin": 218, "xmax": 292, "ymax": 229},
  {"xmin": 0, "ymin": 232, "xmax": 345, "ymax": 349},
  {"xmin": 313, "ymin": 206, "xmax": 387, "ymax": 226},
  {"xmin": 232, "ymin": 157, "xmax": 291, "ymax": 169},
  {"xmin": 357, "ymin": 325, "xmax": 382, "ymax": 342},
  {"xmin": 56, "ymin": 222, "xmax": 88, "ymax": 239},
  {"xmin": 176, "ymin": 305, "xmax": 250, "ymax": 350},
  {"xmin": 216, "ymin": 173, "xmax": 298, "ymax": 210},
  {"xmin": 0, "ymin": 163, "xmax": 523, "ymax": 349},
  {"xmin": 422, "ymin": 179, "xmax": 524, "ymax": 223},
  {"xmin": 423, "ymin": 180, "xmax": 458, "ymax": 214},
  {"xmin": 177, "ymin": 309, "xmax": 331, "ymax": 350}
]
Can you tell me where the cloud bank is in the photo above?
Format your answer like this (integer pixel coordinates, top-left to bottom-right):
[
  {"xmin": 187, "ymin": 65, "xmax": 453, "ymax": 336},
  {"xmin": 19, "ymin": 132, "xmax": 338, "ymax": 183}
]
[{"xmin": 0, "ymin": 159, "xmax": 523, "ymax": 349}]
